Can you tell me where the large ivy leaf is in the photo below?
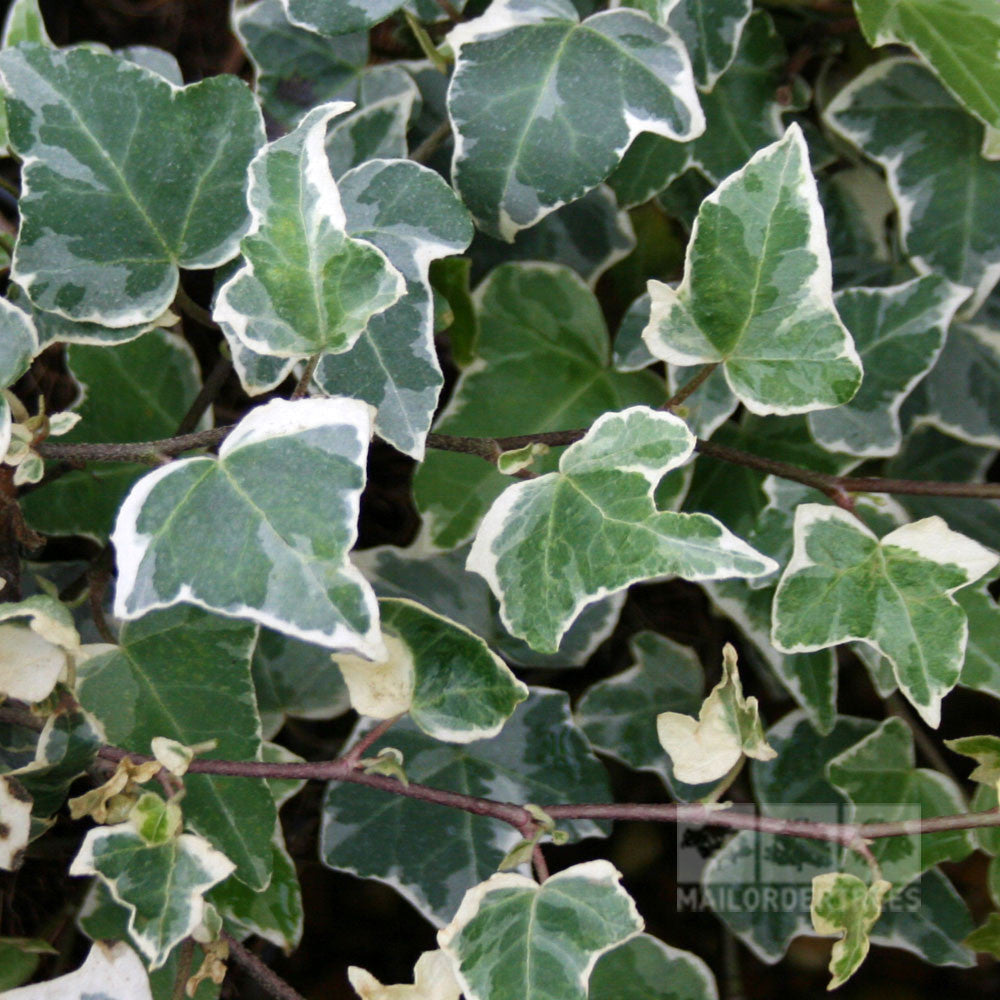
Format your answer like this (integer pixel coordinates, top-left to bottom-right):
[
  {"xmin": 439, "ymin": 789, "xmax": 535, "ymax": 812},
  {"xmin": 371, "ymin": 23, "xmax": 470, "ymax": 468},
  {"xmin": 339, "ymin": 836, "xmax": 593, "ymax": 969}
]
[
  {"xmin": 588, "ymin": 933, "xmax": 718, "ymax": 1000},
  {"xmin": 0, "ymin": 44, "xmax": 263, "ymax": 327},
  {"xmin": 21, "ymin": 330, "xmax": 205, "ymax": 543},
  {"xmin": 1, "ymin": 942, "xmax": 153, "ymax": 1000},
  {"xmin": 312, "ymin": 158, "xmax": 474, "ymax": 458},
  {"xmin": 216, "ymin": 103, "xmax": 404, "ymax": 360},
  {"xmin": 825, "ymin": 58, "xmax": 1000, "ymax": 313},
  {"xmin": 320, "ymin": 690, "xmax": 611, "ymax": 926},
  {"xmin": 281, "ymin": 0, "xmax": 403, "ymax": 35},
  {"xmin": 467, "ymin": 406, "xmax": 776, "ymax": 652},
  {"xmin": 772, "ymin": 504, "xmax": 998, "ymax": 726},
  {"xmin": 70, "ymin": 813, "xmax": 235, "ymax": 969},
  {"xmin": 447, "ymin": 0, "xmax": 704, "ymax": 239},
  {"xmin": 438, "ymin": 861, "xmax": 642, "ymax": 1000},
  {"xmin": 76, "ymin": 605, "xmax": 277, "ymax": 890},
  {"xmin": 333, "ymin": 598, "xmax": 528, "ymax": 742},
  {"xmin": 807, "ymin": 276, "xmax": 967, "ymax": 457},
  {"xmin": 853, "ymin": 0, "xmax": 1000, "ymax": 138},
  {"xmin": 112, "ymin": 396, "xmax": 382, "ymax": 656},
  {"xmin": 413, "ymin": 263, "xmax": 664, "ymax": 550},
  {"xmin": 643, "ymin": 125, "xmax": 862, "ymax": 415},
  {"xmin": 663, "ymin": 0, "xmax": 752, "ymax": 89}
]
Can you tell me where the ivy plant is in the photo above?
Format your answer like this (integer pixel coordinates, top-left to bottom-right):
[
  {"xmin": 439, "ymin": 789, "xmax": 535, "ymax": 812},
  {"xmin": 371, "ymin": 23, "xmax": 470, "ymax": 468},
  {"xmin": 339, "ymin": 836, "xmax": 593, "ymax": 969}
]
[{"xmin": 3, "ymin": 0, "xmax": 1000, "ymax": 997}]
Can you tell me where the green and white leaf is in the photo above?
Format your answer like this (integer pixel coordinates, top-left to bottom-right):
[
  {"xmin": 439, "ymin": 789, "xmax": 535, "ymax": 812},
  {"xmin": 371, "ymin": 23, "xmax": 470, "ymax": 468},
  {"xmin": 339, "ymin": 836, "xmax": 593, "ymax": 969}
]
[
  {"xmin": 662, "ymin": 0, "xmax": 752, "ymax": 89},
  {"xmin": 0, "ymin": 775, "xmax": 30, "ymax": 870},
  {"xmin": 588, "ymin": 933, "xmax": 718, "ymax": 1000},
  {"xmin": 468, "ymin": 406, "xmax": 776, "ymax": 652},
  {"xmin": 447, "ymin": 0, "xmax": 704, "ymax": 239},
  {"xmin": 0, "ymin": 44, "xmax": 264, "ymax": 326},
  {"xmin": 772, "ymin": 505, "xmax": 998, "ymax": 726},
  {"xmin": 2, "ymin": 0, "xmax": 52, "ymax": 47},
  {"xmin": 942, "ymin": 734, "xmax": 1000, "ymax": 791},
  {"xmin": 112, "ymin": 397, "xmax": 382, "ymax": 656},
  {"xmin": 334, "ymin": 597, "xmax": 527, "ymax": 742},
  {"xmin": 825, "ymin": 58, "xmax": 1000, "ymax": 314},
  {"xmin": 70, "ymin": 820, "xmax": 234, "ymax": 969},
  {"xmin": 282, "ymin": 0, "xmax": 404, "ymax": 36},
  {"xmin": 76, "ymin": 605, "xmax": 277, "ymax": 890},
  {"xmin": 437, "ymin": 860, "xmax": 643, "ymax": 1000},
  {"xmin": 312, "ymin": 158, "xmax": 474, "ymax": 458},
  {"xmin": 414, "ymin": 263, "xmax": 664, "ymax": 550},
  {"xmin": 956, "ymin": 575, "xmax": 1000, "ymax": 699},
  {"xmin": 807, "ymin": 277, "xmax": 967, "ymax": 457},
  {"xmin": 320, "ymin": 690, "xmax": 611, "ymax": 926},
  {"xmin": 215, "ymin": 103, "xmax": 404, "ymax": 359},
  {"xmin": 0, "ymin": 941, "xmax": 153, "ymax": 1000},
  {"xmin": 643, "ymin": 126, "xmax": 862, "ymax": 415},
  {"xmin": 0, "ymin": 296, "xmax": 37, "ymax": 389},
  {"xmin": 810, "ymin": 872, "xmax": 891, "ymax": 989}
]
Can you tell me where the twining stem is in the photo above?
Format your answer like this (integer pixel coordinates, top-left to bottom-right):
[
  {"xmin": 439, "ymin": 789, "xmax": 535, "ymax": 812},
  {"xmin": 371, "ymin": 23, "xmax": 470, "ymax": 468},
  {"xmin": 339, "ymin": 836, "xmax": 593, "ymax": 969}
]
[
  {"xmin": 174, "ymin": 356, "xmax": 232, "ymax": 436},
  {"xmin": 411, "ymin": 119, "xmax": 452, "ymax": 165},
  {"xmin": 291, "ymin": 353, "xmax": 322, "ymax": 400},
  {"xmin": 223, "ymin": 932, "xmax": 307, "ymax": 1000},
  {"xmin": 665, "ymin": 362, "xmax": 719, "ymax": 410},
  {"xmin": 172, "ymin": 283, "xmax": 219, "ymax": 331}
]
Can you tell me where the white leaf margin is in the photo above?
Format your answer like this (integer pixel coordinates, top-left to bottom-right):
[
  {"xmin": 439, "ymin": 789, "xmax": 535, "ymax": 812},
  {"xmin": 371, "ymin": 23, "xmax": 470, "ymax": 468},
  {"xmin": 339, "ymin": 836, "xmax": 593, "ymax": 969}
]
[{"xmin": 1, "ymin": 941, "xmax": 153, "ymax": 1000}]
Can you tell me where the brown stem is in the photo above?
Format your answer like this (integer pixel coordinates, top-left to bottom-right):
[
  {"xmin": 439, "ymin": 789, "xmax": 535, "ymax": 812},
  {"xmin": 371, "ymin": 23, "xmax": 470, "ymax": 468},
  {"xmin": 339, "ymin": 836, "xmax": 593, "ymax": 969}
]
[
  {"xmin": 291, "ymin": 354, "xmax": 321, "ymax": 401},
  {"xmin": 665, "ymin": 363, "xmax": 719, "ymax": 410},
  {"xmin": 173, "ymin": 283, "xmax": 219, "ymax": 331},
  {"xmin": 175, "ymin": 356, "xmax": 232, "ymax": 436},
  {"xmin": 170, "ymin": 939, "xmax": 196, "ymax": 1000},
  {"xmin": 339, "ymin": 714, "xmax": 404, "ymax": 768},
  {"xmin": 532, "ymin": 844, "xmax": 550, "ymax": 882},
  {"xmin": 39, "ymin": 426, "xmax": 231, "ymax": 464},
  {"xmin": 222, "ymin": 933, "xmax": 306, "ymax": 1000},
  {"xmin": 411, "ymin": 119, "xmax": 452, "ymax": 165}
]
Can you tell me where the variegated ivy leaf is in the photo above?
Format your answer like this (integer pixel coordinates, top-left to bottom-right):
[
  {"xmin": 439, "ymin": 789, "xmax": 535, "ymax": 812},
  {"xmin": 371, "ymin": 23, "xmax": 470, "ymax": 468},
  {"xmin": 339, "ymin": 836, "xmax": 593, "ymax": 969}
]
[
  {"xmin": 0, "ymin": 775, "xmax": 30, "ymax": 870},
  {"xmin": 1, "ymin": 941, "xmax": 153, "ymax": 1000},
  {"xmin": 348, "ymin": 950, "xmax": 462, "ymax": 1000},
  {"xmin": 943, "ymin": 735, "xmax": 1000, "ymax": 792},
  {"xmin": 76, "ymin": 606, "xmax": 276, "ymax": 890},
  {"xmin": 810, "ymin": 873, "xmax": 891, "ymax": 989},
  {"xmin": 772, "ymin": 505, "xmax": 998, "ymax": 727},
  {"xmin": 589, "ymin": 934, "xmax": 718, "ymax": 1000},
  {"xmin": 282, "ymin": 0, "xmax": 404, "ymax": 36},
  {"xmin": 70, "ymin": 817, "xmax": 235, "ymax": 969},
  {"xmin": 853, "ymin": 0, "xmax": 1000, "ymax": 142},
  {"xmin": 0, "ymin": 44, "xmax": 264, "ymax": 327},
  {"xmin": 663, "ymin": 0, "xmax": 752, "ymax": 89},
  {"xmin": 467, "ymin": 406, "xmax": 776, "ymax": 653},
  {"xmin": 0, "ymin": 296, "xmax": 37, "ymax": 388},
  {"xmin": 957, "ymin": 575, "xmax": 1000, "ymax": 699},
  {"xmin": 334, "ymin": 598, "xmax": 528, "ymax": 742},
  {"xmin": 414, "ymin": 263, "xmax": 664, "ymax": 550},
  {"xmin": 312, "ymin": 158, "xmax": 474, "ymax": 459},
  {"xmin": 215, "ymin": 103, "xmax": 404, "ymax": 360},
  {"xmin": 0, "ymin": 595, "xmax": 78, "ymax": 702},
  {"xmin": 656, "ymin": 643, "xmax": 774, "ymax": 784},
  {"xmin": 643, "ymin": 125, "xmax": 862, "ymax": 415},
  {"xmin": 447, "ymin": 0, "xmax": 704, "ymax": 239},
  {"xmin": 438, "ymin": 861, "xmax": 643, "ymax": 1000},
  {"xmin": 112, "ymin": 396, "xmax": 383, "ymax": 657},
  {"xmin": 807, "ymin": 276, "xmax": 967, "ymax": 457},
  {"xmin": 825, "ymin": 58, "xmax": 1000, "ymax": 314},
  {"xmin": 2, "ymin": 0, "xmax": 51, "ymax": 47}
]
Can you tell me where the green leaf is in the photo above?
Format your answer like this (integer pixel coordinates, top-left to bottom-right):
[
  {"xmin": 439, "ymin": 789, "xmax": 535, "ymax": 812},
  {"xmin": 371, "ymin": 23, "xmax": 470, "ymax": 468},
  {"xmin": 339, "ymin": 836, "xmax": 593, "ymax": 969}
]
[
  {"xmin": 807, "ymin": 277, "xmax": 967, "ymax": 457},
  {"xmin": 656, "ymin": 643, "xmax": 775, "ymax": 784},
  {"xmin": 320, "ymin": 690, "xmax": 611, "ymax": 925},
  {"xmin": 438, "ymin": 860, "xmax": 642, "ymax": 1000},
  {"xmin": 942, "ymin": 734, "xmax": 1000, "ymax": 790},
  {"xmin": 965, "ymin": 911, "xmax": 1000, "ymax": 958},
  {"xmin": 853, "ymin": 0, "xmax": 1000, "ymax": 139},
  {"xmin": 215, "ymin": 104, "xmax": 405, "ymax": 360},
  {"xmin": 76, "ymin": 606, "xmax": 277, "ymax": 890},
  {"xmin": 112, "ymin": 397, "xmax": 382, "ymax": 655},
  {"xmin": 956, "ymin": 575, "xmax": 1000, "ymax": 698},
  {"xmin": 70, "ymin": 822, "xmax": 234, "ymax": 968},
  {"xmin": 282, "ymin": 0, "xmax": 404, "ymax": 35},
  {"xmin": 825, "ymin": 58, "xmax": 1000, "ymax": 313},
  {"xmin": 0, "ymin": 44, "xmax": 264, "ymax": 327},
  {"xmin": 235, "ymin": 0, "xmax": 368, "ymax": 134},
  {"xmin": 413, "ymin": 263, "xmax": 665, "ymax": 549},
  {"xmin": 588, "ymin": 933, "xmax": 718, "ymax": 1000},
  {"xmin": 644, "ymin": 125, "xmax": 862, "ymax": 415},
  {"xmin": 665, "ymin": 0, "xmax": 752, "ymax": 89},
  {"xmin": 2, "ymin": 0, "xmax": 51, "ymax": 47},
  {"xmin": 2, "ymin": 942, "xmax": 154, "ymax": 1000},
  {"xmin": 334, "ymin": 597, "xmax": 528, "ymax": 742},
  {"xmin": 467, "ymin": 406, "xmax": 776, "ymax": 652},
  {"xmin": 0, "ymin": 937, "xmax": 56, "ymax": 992},
  {"xmin": 772, "ymin": 504, "xmax": 998, "ymax": 726},
  {"xmin": 810, "ymin": 872, "xmax": 890, "ymax": 989},
  {"xmin": 21, "ymin": 329, "xmax": 206, "ymax": 543},
  {"xmin": 311, "ymin": 158, "xmax": 474, "ymax": 458},
  {"xmin": 0, "ymin": 296, "xmax": 37, "ymax": 390},
  {"xmin": 448, "ymin": 1, "xmax": 704, "ymax": 239}
]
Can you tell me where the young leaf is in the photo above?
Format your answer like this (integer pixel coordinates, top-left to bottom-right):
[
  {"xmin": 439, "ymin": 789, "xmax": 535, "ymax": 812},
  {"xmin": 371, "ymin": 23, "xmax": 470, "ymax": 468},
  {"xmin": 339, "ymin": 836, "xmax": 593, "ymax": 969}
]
[
  {"xmin": 467, "ymin": 406, "xmax": 776, "ymax": 653},
  {"xmin": 0, "ymin": 44, "xmax": 264, "ymax": 327},
  {"xmin": 965, "ymin": 911, "xmax": 1000, "ymax": 959},
  {"xmin": 588, "ymin": 933, "xmax": 719, "ymax": 1000},
  {"xmin": 438, "ymin": 861, "xmax": 642, "ymax": 1000},
  {"xmin": 70, "ymin": 821, "xmax": 235, "ymax": 969},
  {"xmin": 2, "ymin": 0, "xmax": 52, "ymax": 47},
  {"xmin": 656, "ymin": 643, "xmax": 775, "ymax": 784},
  {"xmin": 333, "ymin": 598, "xmax": 528, "ymax": 742},
  {"xmin": 772, "ymin": 505, "xmax": 998, "ymax": 727},
  {"xmin": 643, "ymin": 125, "xmax": 863, "ymax": 415},
  {"xmin": 810, "ymin": 872, "xmax": 891, "ymax": 989},
  {"xmin": 215, "ymin": 103, "xmax": 404, "ymax": 359},
  {"xmin": 1, "ymin": 941, "xmax": 153, "ymax": 1000},
  {"xmin": 348, "ymin": 949, "xmax": 462, "ymax": 1000},
  {"xmin": 447, "ymin": 0, "xmax": 704, "ymax": 239},
  {"xmin": 942, "ymin": 735, "xmax": 1000, "ymax": 791},
  {"xmin": 112, "ymin": 396, "xmax": 383, "ymax": 657},
  {"xmin": 0, "ymin": 595, "xmax": 76, "ymax": 703}
]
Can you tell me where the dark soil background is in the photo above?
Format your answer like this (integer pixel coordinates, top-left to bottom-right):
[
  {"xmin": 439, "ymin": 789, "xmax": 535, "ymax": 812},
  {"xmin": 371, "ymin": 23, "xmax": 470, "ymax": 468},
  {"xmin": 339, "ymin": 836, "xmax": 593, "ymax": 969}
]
[{"xmin": 0, "ymin": 2, "xmax": 998, "ymax": 998}]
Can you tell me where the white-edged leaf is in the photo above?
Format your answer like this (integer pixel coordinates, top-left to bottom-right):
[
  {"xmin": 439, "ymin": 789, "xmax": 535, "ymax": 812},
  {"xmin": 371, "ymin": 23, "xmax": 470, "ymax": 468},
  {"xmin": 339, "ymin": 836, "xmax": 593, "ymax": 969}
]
[
  {"xmin": 2, "ymin": 0, "xmax": 51, "ymax": 47},
  {"xmin": 0, "ymin": 296, "xmax": 37, "ymax": 388},
  {"xmin": 282, "ymin": 0, "xmax": 404, "ymax": 35},
  {"xmin": 664, "ymin": 0, "xmax": 752, "ymax": 89},
  {"xmin": 348, "ymin": 950, "xmax": 462, "ymax": 1000},
  {"xmin": 0, "ymin": 941, "xmax": 153, "ymax": 1000},
  {"xmin": 0, "ymin": 775, "xmax": 31, "ymax": 870},
  {"xmin": 589, "ymin": 933, "xmax": 718, "ymax": 1000}
]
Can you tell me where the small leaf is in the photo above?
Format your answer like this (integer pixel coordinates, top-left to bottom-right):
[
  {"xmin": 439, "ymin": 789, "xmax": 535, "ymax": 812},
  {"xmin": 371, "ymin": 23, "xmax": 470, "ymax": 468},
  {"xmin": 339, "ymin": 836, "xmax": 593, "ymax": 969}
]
[
  {"xmin": 811, "ymin": 873, "xmax": 891, "ymax": 989},
  {"xmin": 589, "ymin": 933, "xmax": 719, "ymax": 1000},
  {"xmin": 943, "ymin": 734, "xmax": 1000, "ymax": 790},
  {"xmin": 643, "ymin": 124, "xmax": 863, "ymax": 415},
  {"xmin": 467, "ymin": 406, "xmax": 776, "ymax": 652},
  {"xmin": 656, "ymin": 643, "xmax": 775, "ymax": 784},
  {"xmin": 437, "ymin": 861, "xmax": 643, "ymax": 1000},
  {"xmin": 0, "ymin": 297, "xmax": 37, "ymax": 388},
  {"xmin": 0, "ymin": 941, "xmax": 153, "ymax": 1000},
  {"xmin": 0, "ymin": 937, "xmax": 57, "ymax": 992},
  {"xmin": 772, "ymin": 505, "xmax": 999, "ymax": 726},
  {"xmin": 965, "ymin": 911, "xmax": 1000, "ymax": 959},
  {"xmin": 2, "ymin": 0, "xmax": 52, "ymax": 47},
  {"xmin": 664, "ymin": 0, "xmax": 752, "ymax": 88},
  {"xmin": 348, "ymin": 949, "xmax": 462, "ymax": 1000}
]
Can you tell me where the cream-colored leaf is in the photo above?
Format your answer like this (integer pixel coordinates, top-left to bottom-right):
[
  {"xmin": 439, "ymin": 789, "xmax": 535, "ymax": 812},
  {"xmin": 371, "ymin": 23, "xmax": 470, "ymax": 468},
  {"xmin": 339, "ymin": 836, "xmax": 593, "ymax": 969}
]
[
  {"xmin": 348, "ymin": 949, "xmax": 462, "ymax": 1000},
  {"xmin": 0, "ymin": 941, "xmax": 153, "ymax": 1000},
  {"xmin": 0, "ymin": 775, "xmax": 31, "ymax": 870},
  {"xmin": 0, "ymin": 624, "xmax": 70, "ymax": 702},
  {"xmin": 335, "ymin": 633, "xmax": 415, "ymax": 719}
]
